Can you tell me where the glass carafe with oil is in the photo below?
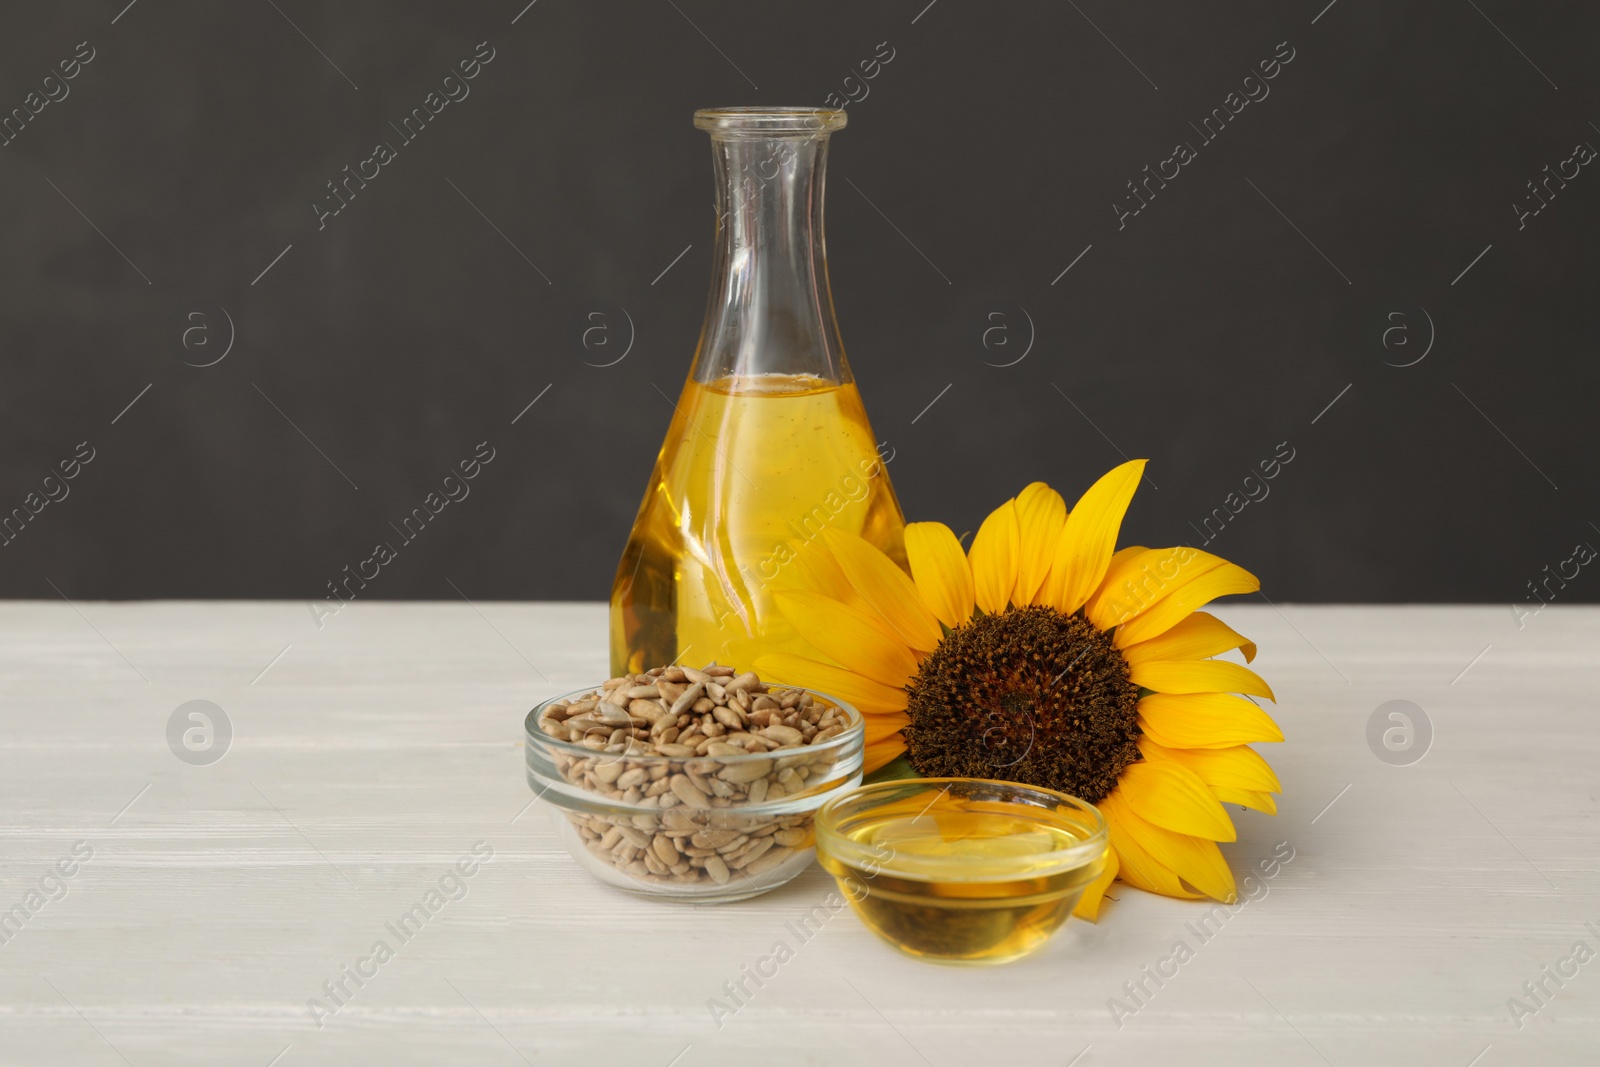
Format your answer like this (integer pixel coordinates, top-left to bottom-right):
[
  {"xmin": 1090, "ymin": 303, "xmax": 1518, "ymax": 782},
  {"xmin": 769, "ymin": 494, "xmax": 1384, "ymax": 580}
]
[{"xmin": 611, "ymin": 107, "xmax": 907, "ymax": 675}]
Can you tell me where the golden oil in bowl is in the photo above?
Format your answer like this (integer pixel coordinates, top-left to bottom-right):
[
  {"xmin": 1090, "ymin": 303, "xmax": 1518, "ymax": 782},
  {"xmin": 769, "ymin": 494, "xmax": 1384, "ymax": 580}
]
[{"xmin": 815, "ymin": 778, "xmax": 1109, "ymax": 964}]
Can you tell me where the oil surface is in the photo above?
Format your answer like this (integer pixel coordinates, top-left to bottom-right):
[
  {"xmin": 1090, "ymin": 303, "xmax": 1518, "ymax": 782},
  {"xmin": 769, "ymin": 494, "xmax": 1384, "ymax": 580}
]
[
  {"xmin": 610, "ymin": 374, "xmax": 905, "ymax": 675},
  {"xmin": 823, "ymin": 798, "xmax": 1107, "ymax": 963}
]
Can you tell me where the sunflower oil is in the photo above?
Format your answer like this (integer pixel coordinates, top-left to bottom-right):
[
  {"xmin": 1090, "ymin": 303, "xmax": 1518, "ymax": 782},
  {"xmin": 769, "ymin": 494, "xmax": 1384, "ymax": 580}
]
[
  {"xmin": 820, "ymin": 797, "xmax": 1108, "ymax": 964},
  {"xmin": 609, "ymin": 373, "xmax": 905, "ymax": 675}
]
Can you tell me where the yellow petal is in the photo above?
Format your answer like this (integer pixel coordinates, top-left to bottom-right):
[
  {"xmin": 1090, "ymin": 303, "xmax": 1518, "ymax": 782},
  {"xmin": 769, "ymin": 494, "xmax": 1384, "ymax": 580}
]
[
  {"xmin": 822, "ymin": 528, "xmax": 943, "ymax": 653},
  {"xmin": 1110, "ymin": 797, "xmax": 1237, "ymax": 903},
  {"xmin": 1098, "ymin": 795, "xmax": 1201, "ymax": 899},
  {"xmin": 1044, "ymin": 460, "xmax": 1147, "ymax": 613},
  {"xmin": 1209, "ymin": 786, "xmax": 1277, "ymax": 814},
  {"xmin": 1072, "ymin": 846, "xmax": 1119, "ymax": 922},
  {"xmin": 1113, "ymin": 562, "xmax": 1261, "ymax": 647},
  {"xmin": 1117, "ymin": 759, "xmax": 1237, "ymax": 841},
  {"xmin": 1128, "ymin": 659, "xmax": 1276, "ymax": 702},
  {"xmin": 1085, "ymin": 546, "xmax": 1221, "ymax": 631},
  {"xmin": 1138, "ymin": 692, "xmax": 1283, "ymax": 749},
  {"xmin": 773, "ymin": 590, "xmax": 919, "ymax": 689},
  {"xmin": 752, "ymin": 653, "xmax": 909, "ymax": 716},
  {"xmin": 904, "ymin": 522, "xmax": 975, "ymax": 629},
  {"xmin": 968, "ymin": 498, "xmax": 1019, "ymax": 614},
  {"xmin": 772, "ymin": 536, "xmax": 868, "ymax": 613},
  {"xmin": 1013, "ymin": 482, "xmax": 1066, "ymax": 605},
  {"xmin": 1121, "ymin": 611, "xmax": 1257, "ymax": 664},
  {"xmin": 861, "ymin": 713, "xmax": 911, "ymax": 743},
  {"xmin": 863, "ymin": 736, "xmax": 906, "ymax": 774},
  {"xmin": 1139, "ymin": 740, "xmax": 1282, "ymax": 794}
]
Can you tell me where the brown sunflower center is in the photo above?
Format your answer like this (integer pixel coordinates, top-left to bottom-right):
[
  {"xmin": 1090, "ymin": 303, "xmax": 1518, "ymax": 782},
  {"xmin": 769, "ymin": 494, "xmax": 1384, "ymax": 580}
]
[{"xmin": 902, "ymin": 604, "xmax": 1142, "ymax": 804}]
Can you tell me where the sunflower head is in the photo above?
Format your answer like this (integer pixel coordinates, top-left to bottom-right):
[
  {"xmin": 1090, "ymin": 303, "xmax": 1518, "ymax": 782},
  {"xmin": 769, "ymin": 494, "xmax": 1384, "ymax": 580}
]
[
  {"xmin": 755, "ymin": 461, "xmax": 1284, "ymax": 920},
  {"xmin": 903, "ymin": 605, "xmax": 1141, "ymax": 803}
]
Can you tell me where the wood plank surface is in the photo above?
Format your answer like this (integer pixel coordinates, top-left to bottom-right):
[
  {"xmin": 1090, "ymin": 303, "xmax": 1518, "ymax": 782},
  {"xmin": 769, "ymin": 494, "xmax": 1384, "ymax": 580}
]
[{"xmin": 0, "ymin": 601, "xmax": 1595, "ymax": 1065}]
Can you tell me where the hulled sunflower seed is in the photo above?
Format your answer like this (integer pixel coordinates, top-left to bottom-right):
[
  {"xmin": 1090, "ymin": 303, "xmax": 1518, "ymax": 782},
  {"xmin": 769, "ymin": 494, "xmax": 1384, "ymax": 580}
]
[{"xmin": 669, "ymin": 681, "xmax": 705, "ymax": 717}]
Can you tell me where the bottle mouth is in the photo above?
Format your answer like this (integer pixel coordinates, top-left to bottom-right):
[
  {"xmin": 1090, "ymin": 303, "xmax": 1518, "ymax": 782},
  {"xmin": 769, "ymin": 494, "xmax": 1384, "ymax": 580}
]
[{"xmin": 694, "ymin": 106, "xmax": 846, "ymax": 138}]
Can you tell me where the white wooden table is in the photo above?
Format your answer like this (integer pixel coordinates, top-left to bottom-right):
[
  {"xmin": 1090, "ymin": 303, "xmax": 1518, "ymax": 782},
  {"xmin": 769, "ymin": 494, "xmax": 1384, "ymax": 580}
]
[{"xmin": 1, "ymin": 601, "xmax": 1596, "ymax": 1065}]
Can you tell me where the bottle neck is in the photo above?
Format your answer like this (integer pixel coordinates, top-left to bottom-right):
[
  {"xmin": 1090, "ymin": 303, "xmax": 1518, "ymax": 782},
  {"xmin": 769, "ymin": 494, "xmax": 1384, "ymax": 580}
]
[{"xmin": 693, "ymin": 132, "xmax": 848, "ymax": 386}]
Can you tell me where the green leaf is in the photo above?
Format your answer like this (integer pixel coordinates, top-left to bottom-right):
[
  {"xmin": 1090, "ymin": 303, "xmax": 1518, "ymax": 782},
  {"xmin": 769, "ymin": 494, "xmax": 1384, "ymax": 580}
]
[{"xmin": 863, "ymin": 755, "xmax": 919, "ymax": 784}]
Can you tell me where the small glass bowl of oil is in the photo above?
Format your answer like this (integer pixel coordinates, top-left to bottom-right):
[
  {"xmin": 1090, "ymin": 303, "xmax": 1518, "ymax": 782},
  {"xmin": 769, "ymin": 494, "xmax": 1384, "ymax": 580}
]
[{"xmin": 814, "ymin": 778, "xmax": 1109, "ymax": 964}]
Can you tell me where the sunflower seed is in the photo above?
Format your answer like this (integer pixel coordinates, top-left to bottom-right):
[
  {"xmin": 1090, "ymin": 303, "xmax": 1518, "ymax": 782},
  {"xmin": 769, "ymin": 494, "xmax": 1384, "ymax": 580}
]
[
  {"xmin": 718, "ymin": 760, "xmax": 769, "ymax": 784},
  {"xmin": 651, "ymin": 834, "xmax": 680, "ymax": 865},
  {"xmin": 616, "ymin": 826, "xmax": 651, "ymax": 849},
  {"xmin": 670, "ymin": 774, "xmax": 711, "ymax": 808},
  {"xmin": 744, "ymin": 847, "xmax": 795, "ymax": 877},
  {"xmin": 723, "ymin": 671, "xmax": 757, "ymax": 693},
  {"xmin": 669, "ymin": 681, "xmax": 705, "ymax": 717},
  {"xmin": 730, "ymin": 836, "xmax": 776, "ymax": 868}
]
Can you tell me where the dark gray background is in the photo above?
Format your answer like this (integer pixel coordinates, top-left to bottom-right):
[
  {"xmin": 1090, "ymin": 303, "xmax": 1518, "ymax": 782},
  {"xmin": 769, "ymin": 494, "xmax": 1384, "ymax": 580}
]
[{"xmin": 1, "ymin": 0, "xmax": 1595, "ymax": 606}]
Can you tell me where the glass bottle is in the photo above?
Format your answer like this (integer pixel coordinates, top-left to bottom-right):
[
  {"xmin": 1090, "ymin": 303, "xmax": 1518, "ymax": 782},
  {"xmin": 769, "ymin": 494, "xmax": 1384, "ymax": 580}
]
[{"xmin": 610, "ymin": 107, "xmax": 907, "ymax": 675}]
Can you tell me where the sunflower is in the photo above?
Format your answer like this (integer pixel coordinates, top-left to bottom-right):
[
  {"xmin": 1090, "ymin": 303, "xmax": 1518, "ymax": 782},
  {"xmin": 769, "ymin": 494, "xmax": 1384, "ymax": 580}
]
[{"xmin": 753, "ymin": 460, "xmax": 1282, "ymax": 920}]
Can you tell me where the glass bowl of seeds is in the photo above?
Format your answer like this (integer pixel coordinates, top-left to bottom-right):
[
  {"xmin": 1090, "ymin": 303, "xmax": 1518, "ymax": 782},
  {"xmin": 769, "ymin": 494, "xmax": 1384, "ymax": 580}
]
[{"xmin": 524, "ymin": 664, "xmax": 865, "ymax": 903}]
